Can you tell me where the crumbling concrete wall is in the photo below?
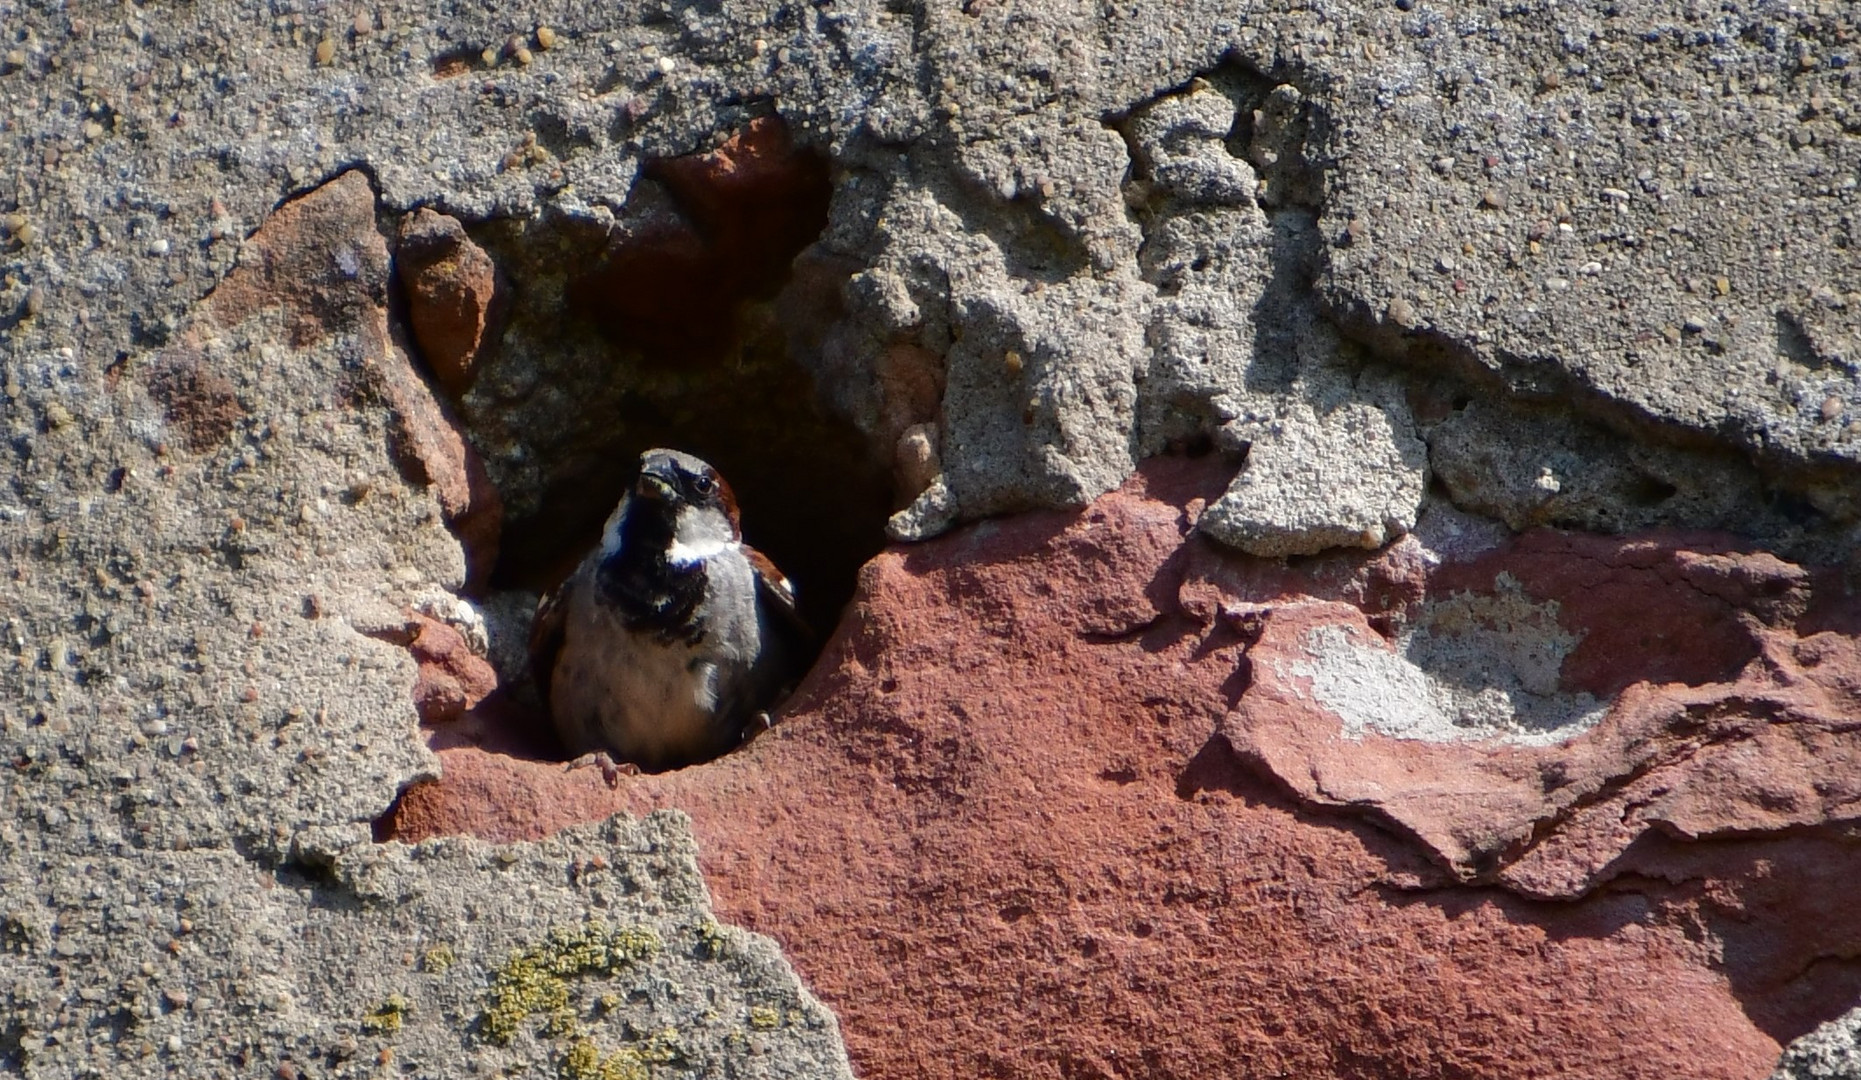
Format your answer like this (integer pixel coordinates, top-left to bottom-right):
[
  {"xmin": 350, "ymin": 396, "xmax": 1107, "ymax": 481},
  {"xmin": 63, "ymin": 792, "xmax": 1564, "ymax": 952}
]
[{"xmin": 2, "ymin": 0, "xmax": 1857, "ymax": 1075}]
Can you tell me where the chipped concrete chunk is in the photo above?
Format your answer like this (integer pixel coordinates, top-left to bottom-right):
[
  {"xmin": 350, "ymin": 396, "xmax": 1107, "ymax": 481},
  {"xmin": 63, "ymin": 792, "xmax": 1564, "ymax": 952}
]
[
  {"xmin": 1124, "ymin": 83, "xmax": 1259, "ymax": 207},
  {"xmin": 1199, "ymin": 398, "xmax": 1427, "ymax": 557}
]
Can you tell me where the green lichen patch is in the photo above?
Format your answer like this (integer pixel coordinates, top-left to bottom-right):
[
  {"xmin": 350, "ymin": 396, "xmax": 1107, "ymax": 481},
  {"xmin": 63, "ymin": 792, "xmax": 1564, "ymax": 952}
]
[
  {"xmin": 362, "ymin": 993, "xmax": 410, "ymax": 1035},
  {"xmin": 557, "ymin": 1027, "xmax": 683, "ymax": 1080},
  {"xmin": 542, "ymin": 1008, "xmax": 581, "ymax": 1040},
  {"xmin": 481, "ymin": 922, "xmax": 665, "ymax": 1046},
  {"xmin": 747, "ymin": 1005, "xmax": 781, "ymax": 1031},
  {"xmin": 421, "ymin": 943, "xmax": 456, "ymax": 974},
  {"xmin": 691, "ymin": 919, "xmax": 729, "ymax": 961},
  {"xmin": 561, "ymin": 1038, "xmax": 643, "ymax": 1080}
]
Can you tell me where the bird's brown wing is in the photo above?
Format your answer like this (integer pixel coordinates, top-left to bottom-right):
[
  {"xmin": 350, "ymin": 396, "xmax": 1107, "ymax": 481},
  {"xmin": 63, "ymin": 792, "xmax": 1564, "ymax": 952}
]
[
  {"xmin": 740, "ymin": 544, "xmax": 813, "ymax": 730},
  {"xmin": 745, "ymin": 545, "xmax": 810, "ymax": 643},
  {"xmin": 528, "ymin": 575, "xmax": 573, "ymax": 704}
]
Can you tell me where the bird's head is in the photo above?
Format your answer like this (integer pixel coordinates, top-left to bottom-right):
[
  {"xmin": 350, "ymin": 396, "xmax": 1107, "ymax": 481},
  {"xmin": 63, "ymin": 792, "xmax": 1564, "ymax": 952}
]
[{"xmin": 602, "ymin": 448, "xmax": 742, "ymax": 564}]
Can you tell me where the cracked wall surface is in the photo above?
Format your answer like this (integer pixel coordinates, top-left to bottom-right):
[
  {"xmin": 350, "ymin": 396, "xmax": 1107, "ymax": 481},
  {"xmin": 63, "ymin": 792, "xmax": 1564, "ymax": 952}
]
[
  {"xmin": 0, "ymin": 163, "xmax": 848, "ymax": 1077},
  {"xmin": 3, "ymin": 0, "xmax": 1859, "ymax": 1075},
  {"xmin": 5, "ymin": 1, "xmax": 1857, "ymax": 548},
  {"xmin": 384, "ymin": 458, "xmax": 1861, "ymax": 1079}
]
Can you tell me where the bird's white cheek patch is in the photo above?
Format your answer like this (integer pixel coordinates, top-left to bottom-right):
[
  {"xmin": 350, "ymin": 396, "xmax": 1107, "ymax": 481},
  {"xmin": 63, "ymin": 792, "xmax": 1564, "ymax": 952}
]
[
  {"xmin": 597, "ymin": 495, "xmax": 635, "ymax": 558},
  {"xmin": 667, "ymin": 537, "xmax": 737, "ymax": 566}
]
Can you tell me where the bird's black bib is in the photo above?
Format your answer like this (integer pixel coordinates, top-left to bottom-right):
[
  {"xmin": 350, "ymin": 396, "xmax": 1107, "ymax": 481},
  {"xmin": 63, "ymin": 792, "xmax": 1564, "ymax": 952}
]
[{"xmin": 596, "ymin": 502, "xmax": 708, "ymax": 645}]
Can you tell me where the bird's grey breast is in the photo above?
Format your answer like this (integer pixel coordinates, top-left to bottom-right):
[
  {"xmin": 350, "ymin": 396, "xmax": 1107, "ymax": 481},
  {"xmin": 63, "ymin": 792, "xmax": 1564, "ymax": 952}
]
[{"xmin": 550, "ymin": 549, "xmax": 765, "ymax": 767}]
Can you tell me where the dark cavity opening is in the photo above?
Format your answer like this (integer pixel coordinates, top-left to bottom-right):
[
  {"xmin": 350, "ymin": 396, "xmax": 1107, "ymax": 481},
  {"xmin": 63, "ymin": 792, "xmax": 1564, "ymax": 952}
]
[
  {"xmin": 428, "ymin": 46, "xmax": 482, "ymax": 79},
  {"xmin": 1624, "ymin": 474, "xmax": 1678, "ymax": 507},
  {"xmin": 390, "ymin": 115, "xmax": 893, "ymax": 768}
]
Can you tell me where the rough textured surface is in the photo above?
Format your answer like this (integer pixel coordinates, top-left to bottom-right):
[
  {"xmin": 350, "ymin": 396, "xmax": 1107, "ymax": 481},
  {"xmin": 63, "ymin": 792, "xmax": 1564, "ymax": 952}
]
[
  {"xmin": 5, "ymin": 169, "xmax": 454, "ymax": 861},
  {"xmin": 386, "ymin": 460, "xmax": 1861, "ymax": 1079},
  {"xmin": 385, "ymin": 609, "xmax": 499, "ymax": 725},
  {"xmin": 1223, "ymin": 530, "xmax": 1861, "ymax": 896},
  {"xmin": 2, "ymin": 815, "xmax": 851, "ymax": 1079},
  {"xmin": 1774, "ymin": 1007, "xmax": 1861, "ymax": 1080},
  {"xmin": 0, "ymin": 169, "xmax": 851, "ymax": 1077},
  {"xmin": 396, "ymin": 207, "xmax": 503, "ymax": 398},
  {"xmin": 1198, "ymin": 391, "xmax": 1427, "ymax": 556},
  {"xmin": 7, "ymin": 0, "xmax": 1851, "ymax": 555},
  {"xmin": 6, "ymin": 0, "xmax": 1861, "ymax": 1076}
]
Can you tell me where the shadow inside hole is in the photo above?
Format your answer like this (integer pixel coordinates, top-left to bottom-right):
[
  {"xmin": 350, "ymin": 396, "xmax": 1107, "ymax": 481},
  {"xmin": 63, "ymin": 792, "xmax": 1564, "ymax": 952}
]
[
  {"xmin": 490, "ymin": 116, "xmax": 886, "ymax": 636},
  {"xmin": 439, "ymin": 116, "xmax": 893, "ymax": 768},
  {"xmin": 504, "ymin": 336, "xmax": 893, "ymax": 639},
  {"xmin": 1623, "ymin": 473, "xmax": 1678, "ymax": 507}
]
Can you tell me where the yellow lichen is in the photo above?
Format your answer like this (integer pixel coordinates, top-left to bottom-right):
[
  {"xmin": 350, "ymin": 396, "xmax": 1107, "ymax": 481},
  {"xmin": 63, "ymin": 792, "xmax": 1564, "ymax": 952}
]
[
  {"xmin": 555, "ymin": 1029, "xmax": 681, "ymax": 1080},
  {"xmin": 560, "ymin": 1039, "xmax": 644, "ymax": 1080},
  {"xmin": 542, "ymin": 1008, "xmax": 581, "ymax": 1040},
  {"xmin": 747, "ymin": 1006, "xmax": 781, "ymax": 1031},
  {"xmin": 480, "ymin": 922, "xmax": 664, "ymax": 1046},
  {"xmin": 693, "ymin": 919, "xmax": 729, "ymax": 960},
  {"xmin": 422, "ymin": 944, "xmax": 456, "ymax": 974},
  {"xmin": 362, "ymin": 993, "xmax": 410, "ymax": 1035},
  {"xmin": 636, "ymin": 1027, "xmax": 682, "ymax": 1064}
]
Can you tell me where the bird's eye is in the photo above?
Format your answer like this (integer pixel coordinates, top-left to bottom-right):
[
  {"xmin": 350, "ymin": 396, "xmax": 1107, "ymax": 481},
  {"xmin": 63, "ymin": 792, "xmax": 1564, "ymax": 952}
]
[{"xmin": 692, "ymin": 474, "xmax": 715, "ymax": 496}]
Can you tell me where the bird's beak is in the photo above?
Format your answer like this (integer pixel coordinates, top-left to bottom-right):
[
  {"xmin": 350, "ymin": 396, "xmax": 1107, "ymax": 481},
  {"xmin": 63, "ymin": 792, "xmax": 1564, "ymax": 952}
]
[{"xmin": 636, "ymin": 462, "xmax": 677, "ymax": 501}]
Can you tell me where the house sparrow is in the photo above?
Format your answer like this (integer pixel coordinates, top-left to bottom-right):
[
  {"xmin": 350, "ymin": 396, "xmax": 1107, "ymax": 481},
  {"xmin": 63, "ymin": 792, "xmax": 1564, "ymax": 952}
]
[{"xmin": 530, "ymin": 448, "xmax": 806, "ymax": 772}]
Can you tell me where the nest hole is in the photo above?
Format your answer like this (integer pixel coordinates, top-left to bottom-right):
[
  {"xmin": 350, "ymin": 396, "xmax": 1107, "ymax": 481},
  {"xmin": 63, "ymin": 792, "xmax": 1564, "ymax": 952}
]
[{"xmin": 393, "ymin": 115, "xmax": 894, "ymax": 769}]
